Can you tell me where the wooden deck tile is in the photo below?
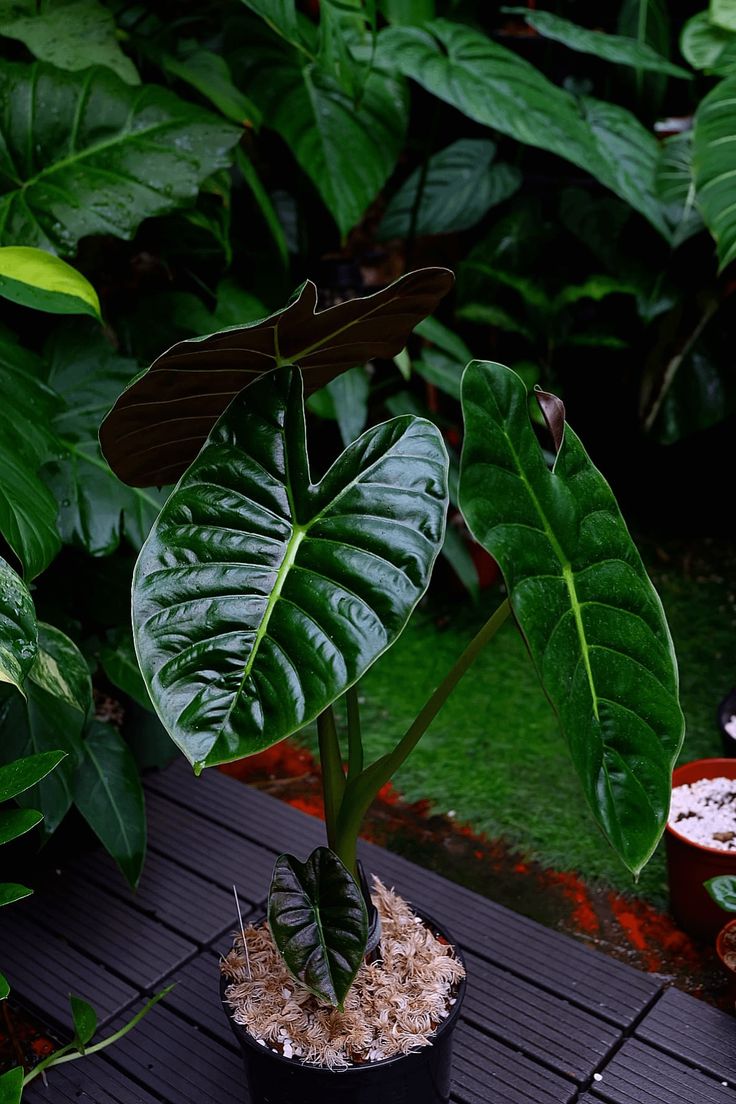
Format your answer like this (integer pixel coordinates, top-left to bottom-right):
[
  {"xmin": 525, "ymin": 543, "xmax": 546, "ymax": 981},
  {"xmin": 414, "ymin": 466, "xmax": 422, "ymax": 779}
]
[
  {"xmin": 635, "ymin": 986, "xmax": 736, "ymax": 1085},
  {"xmin": 591, "ymin": 1037, "xmax": 736, "ymax": 1103},
  {"xmin": 24, "ymin": 1056, "xmax": 161, "ymax": 1103},
  {"xmin": 452, "ymin": 1021, "xmax": 577, "ymax": 1103}
]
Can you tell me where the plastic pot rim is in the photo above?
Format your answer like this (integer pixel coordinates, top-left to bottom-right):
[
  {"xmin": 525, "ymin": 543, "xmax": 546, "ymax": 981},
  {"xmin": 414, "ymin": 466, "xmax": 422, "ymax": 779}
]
[{"xmin": 665, "ymin": 757, "xmax": 736, "ymax": 856}]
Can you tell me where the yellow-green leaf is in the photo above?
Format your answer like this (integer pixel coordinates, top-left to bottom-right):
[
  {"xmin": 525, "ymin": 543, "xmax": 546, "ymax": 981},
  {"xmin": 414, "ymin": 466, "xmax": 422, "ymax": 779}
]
[{"xmin": 0, "ymin": 248, "xmax": 100, "ymax": 319}]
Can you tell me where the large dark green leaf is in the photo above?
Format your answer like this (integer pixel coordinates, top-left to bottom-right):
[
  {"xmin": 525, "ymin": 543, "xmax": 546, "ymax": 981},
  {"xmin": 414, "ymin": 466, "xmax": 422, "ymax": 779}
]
[
  {"xmin": 100, "ymin": 267, "xmax": 453, "ymax": 487},
  {"xmin": 268, "ymin": 847, "xmax": 368, "ymax": 1007},
  {"xmin": 43, "ymin": 323, "xmax": 166, "ymax": 556},
  {"xmin": 378, "ymin": 138, "xmax": 521, "ymax": 239},
  {"xmin": 74, "ymin": 722, "xmax": 146, "ymax": 888},
  {"xmin": 378, "ymin": 20, "xmax": 670, "ymax": 238},
  {"xmin": 459, "ymin": 362, "xmax": 684, "ymax": 874},
  {"xmin": 133, "ymin": 369, "xmax": 448, "ymax": 769},
  {"xmin": 504, "ymin": 7, "xmax": 689, "ymax": 77},
  {"xmin": 234, "ymin": 21, "xmax": 407, "ymax": 236},
  {"xmin": 0, "ymin": 62, "xmax": 240, "ymax": 255},
  {"xmin": 0, "ymin": 555, "xmax": 37, "ymax": 691},
  {"xmin": 694, "ymin": 76, "xmax": 736, "ymax": 270},
  {"xmin": 0, "ymin": 0, "xmax": 139, "ymax": 84}
]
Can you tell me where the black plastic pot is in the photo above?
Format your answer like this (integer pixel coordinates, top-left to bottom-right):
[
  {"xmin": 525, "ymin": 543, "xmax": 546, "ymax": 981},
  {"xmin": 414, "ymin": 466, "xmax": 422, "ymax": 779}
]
[
  {"xmin": 718, "ymin": 689, "xmax": 736, "ymax": 757},
  {"xmin": 220, "ymin": 910, "xmax": 466, "ymax": 1104}
]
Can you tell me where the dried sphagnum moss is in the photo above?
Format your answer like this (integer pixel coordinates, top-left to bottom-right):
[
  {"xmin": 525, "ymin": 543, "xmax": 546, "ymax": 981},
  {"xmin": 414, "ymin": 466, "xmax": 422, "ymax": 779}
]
[{"xmin": 221, "ymin": 877, "xmax": 465, "ymax": 1069}]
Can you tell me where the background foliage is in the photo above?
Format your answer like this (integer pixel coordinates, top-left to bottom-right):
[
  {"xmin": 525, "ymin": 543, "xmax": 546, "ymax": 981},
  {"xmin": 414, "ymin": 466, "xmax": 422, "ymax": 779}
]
[{"xmin": 0, "ymin": 0, "xmax": 733, "ymax": 890}]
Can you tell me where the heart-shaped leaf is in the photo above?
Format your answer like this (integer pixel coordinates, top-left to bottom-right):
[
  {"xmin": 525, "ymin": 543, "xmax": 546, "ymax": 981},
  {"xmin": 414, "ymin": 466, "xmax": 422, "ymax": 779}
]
[
  {"xmin": 694, "ymin": 75, "xmax": 736, "ymax": 271},
  {"xmin": 0, "ymin": 556, "xmax": 37, "ymax": 692},
  {"xmin": 705, "ymin": 875, "xmax": 736, "ymax": 912},
  {"xmin": 459, "ymin": 361, "xmax": 684, "ymax": 875},
  {"xmin": 268, "ymin": 847, "xmax": 368, "ymax": 1008},
  {"xmin": 133, "ymin": 369, "xmax": 448, "ymax": 769},
  {"xmin": 70, "ymin": 994, "xmax": 97, "ymax": 1049},
  {"xmin": 101, "ymin": 267, "xmax": 452, "ymax": 487}
]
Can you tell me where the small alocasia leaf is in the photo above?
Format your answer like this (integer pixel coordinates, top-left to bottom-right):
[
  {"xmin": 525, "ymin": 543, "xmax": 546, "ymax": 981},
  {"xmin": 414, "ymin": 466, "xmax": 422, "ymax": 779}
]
[
  {"xmin": 459, "ymin": 362, "xmax": 684, "ymax": 875},
  {"xmin": 378, "ymin": 20, "xmax": 671, "ymax": 239},
  {"xmin": 0, "ymin": 62, "xmax": 240, "ymax": 255},
  {"xmin": 100, "ymin": 267, "xmax": 453, "ymax": 487},
  {"xmin": 0, "ymin": 1065, "xmax": 23, "ymax": 1103},
  {"xmin": 705, "ymin": 874, "xmax": 736, "ymax": 912},
  {"xmin": 503, "ymin": 7, "xmax": 690, "ymax": 77},
  {"xmin": 70, "ymin": 994, "xmax": 97, "ymax": 1049},
  {"xmin": 693, "ymin": 76, "xmax": 736, "ymax": 270},
  {"xmin": 0, "ymin": 0, "xmax": 139, "ymax": 84},
  {"xmin": 0, "ymin": 973, "xmax": 9, "ymax": 1001},
  {"xmin": 0, "ymin": 884, "xmax": 32, "ymax": 908},
  {"xmin": 0, "ymin": 750, "xmax": 66, "ymax": 803},
  {"xmin": 268, "ymin": 847, "xmax": 368, "ymax": 1007},
  {"xmin": 0, "ymin": 247, "xmax": 101, "ymax": 319},
  {"xmin": 0, "ymin": 555, "xmax": 38, "ymax": 691},
  {"xmin": 73, "ymin": 722, "xmax": 147, "ymax": 888},
  {"xmin": 378, "ymin": 139, "xmax": 521, "ymax": 239},
  {"xmin": 0, "ymin": 808, "xmax": 43, "ymax": 846},
  {"xmin": 133, "ymin": 369, "xmax": 448, "ymax": 769}
]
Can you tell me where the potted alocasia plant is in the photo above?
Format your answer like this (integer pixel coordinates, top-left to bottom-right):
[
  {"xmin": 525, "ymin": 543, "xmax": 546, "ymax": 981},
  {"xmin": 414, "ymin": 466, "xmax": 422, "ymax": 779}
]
[
  {"xmin": 705, "ymin": 875, "xmax": 736, "ymax": 1000},
  {"xmin": 101, "ymin": 269, "xmax": 684, "ymax": 1104}
]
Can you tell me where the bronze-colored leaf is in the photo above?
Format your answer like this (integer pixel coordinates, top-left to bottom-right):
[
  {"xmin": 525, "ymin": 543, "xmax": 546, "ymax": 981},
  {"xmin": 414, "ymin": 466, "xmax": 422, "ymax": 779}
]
[{"xmin": 100, "ymin": 268, "xmax": 454, "ymax": 487}]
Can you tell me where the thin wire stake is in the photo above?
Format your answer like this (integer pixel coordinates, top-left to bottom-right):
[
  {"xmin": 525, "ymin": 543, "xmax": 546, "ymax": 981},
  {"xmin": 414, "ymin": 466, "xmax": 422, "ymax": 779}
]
[{"xmin": 233, "ymin": 884, "xmax": 252, "ymax": 979}]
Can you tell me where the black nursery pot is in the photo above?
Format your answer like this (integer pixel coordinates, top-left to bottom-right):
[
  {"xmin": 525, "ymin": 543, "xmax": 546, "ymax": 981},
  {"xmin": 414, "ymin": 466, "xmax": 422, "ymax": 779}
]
[
  {"xmin": 220, "ymin": 910, "xmax": 466, "ymax": 1104},
  {"xmin": 718, "ymin": 688, "xmax": 736, "ymax": 757}
]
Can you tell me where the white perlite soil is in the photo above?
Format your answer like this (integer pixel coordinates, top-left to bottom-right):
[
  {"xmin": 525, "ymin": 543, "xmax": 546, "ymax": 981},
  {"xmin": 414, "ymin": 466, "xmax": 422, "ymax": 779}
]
[
  {"xmin": 669, "ymin": 776, "xmax": 736, "ymax": 851},
  {"xmin": 221, "ymin": 878, "xmax": 465, "ymax": 1069}
]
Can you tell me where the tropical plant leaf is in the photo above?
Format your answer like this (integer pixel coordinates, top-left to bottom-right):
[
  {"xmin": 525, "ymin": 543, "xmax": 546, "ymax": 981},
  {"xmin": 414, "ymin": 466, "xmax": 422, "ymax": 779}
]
[
  {"xmin": 415, "ymin": 316, "xmax": 472, "ymax": 364},
  {"xmin": 0, "ymin": 884, "xmax": 32, "ymax": 908},
  {"xmin": 42, "ymin": 323, "xmax": 166, "ymax": 556},
  {"xmin": 0, "ymin": 750, "xmax": 65, "ymax": 803},
  {"xmin": 154, "ymin": 48, "xmax": 261, "ymax": 126},
  {"xmin": 378, "ymin": 139, "xmax": 521, "ymax": 239},
  {"xmin": 100, "ymin": 267, "xmax": 453, "ymax": 487},
  {"xmin": 234, "ymin": 21, "xmax": 407, "ymax": 236},
  {"xmin": 73, "ymin": 722, "xmax": 147, "ymax": 888},
  {"xmin": 378, "ymin": 20, "xmax": 671, "ymax": 238},
  {"xmin": 0, "ymin": 62, "xmax": 240, "ymax": 255},
  {"xmin": 0, "ymin": 247, "xmax": 100, "ymax": 319},
  {"xmin": 268, "ymin": 847, "xmax": 368, "ymax": 1007},
  {"xmin": 30, "ymin": 624, "xmax": 92, "ymax": 716},
  {"xmin": 705, "ymin": 874, "xmax": 736, "ymax": 911},
  {"xmin": 459, "ymin": 361, "xmax": 684, "ymax": 874},
  {"xmin": 312, "ymin": 366, "xmax": 371, "ymax": 447},
  {"xmin": 505, "ymin": 7, "xmax": 689, "ymax": 76},
  {"xmin": 70, "ymin": 994, "xmax": 97, "ymax": 1049},
  {"xmin": 0, "ymin": 808, "xmax": 43, "ymax": 846},
  {"xmin": 655, "ymin": 132, "xmax": 704, "ymax": 247},
  {"xmin": 0, "ymin": 1065, "xmax": 22, "ymax": 1104},
  {"xmin": 712, "ymin": 0, "xmax": 736, "ymax": 33},
  {"xmin": 693, "ymin": 76, "xmax": 736, "ymax": 270},
  {"xmin": 133, "ymin": 369, "xmax": 448, "ymax": 768},
  {"xmin": 0, "ymin": 0, "xmax": 139, "ymax": 84},
  {"xmin": 99, "ymin": 631, "xmax": 152, "ymax": 710},
  {"xmin": 681, "ymin": 11, "xmax": 736, "ymax": 73},
  {"xmin": 0, "ymin": 555, "xmax": 37, "ymax": 691},
  {"xmin": 0, "ymin": 973, "xmax": 8, "ymax": 1001}
]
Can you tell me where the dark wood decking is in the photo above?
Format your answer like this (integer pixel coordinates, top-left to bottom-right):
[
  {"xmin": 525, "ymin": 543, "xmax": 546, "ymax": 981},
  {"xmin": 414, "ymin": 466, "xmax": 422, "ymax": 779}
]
[{"xmin": 2, "ymin": 760, "xmax": 734, "ymax": 1103}]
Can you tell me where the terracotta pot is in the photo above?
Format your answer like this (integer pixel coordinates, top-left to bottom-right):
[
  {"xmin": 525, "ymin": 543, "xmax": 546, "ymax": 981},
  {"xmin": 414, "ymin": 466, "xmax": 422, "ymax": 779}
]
[
  {"xmin": 666, "ymin": 758, "xmax": 736, "ymax": 939},
  {"xmin": 716, "ymin": 918, "xmax": 736, "ymax": 1002},
  {"xmin": 221, "ymin": 909, "xmax": 466, "ymax": 1104}
]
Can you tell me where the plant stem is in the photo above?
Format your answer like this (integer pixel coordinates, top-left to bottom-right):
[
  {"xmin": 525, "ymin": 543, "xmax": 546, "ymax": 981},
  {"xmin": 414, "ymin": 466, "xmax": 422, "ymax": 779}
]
[
  {"xmin": 317, "ymin": 705, "xmax": 346, "ymax": 854},
  {"xmin": 334, "ymin": 598, "xmax": 512, "ymax": 871},
  {"xmin": 346, "ymin": 686, "xmax": 363, "ymax": 779}
]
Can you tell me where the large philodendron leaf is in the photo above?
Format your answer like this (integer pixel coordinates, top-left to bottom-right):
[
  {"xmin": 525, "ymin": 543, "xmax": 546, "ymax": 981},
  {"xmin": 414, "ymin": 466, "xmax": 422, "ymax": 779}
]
[
  {"xmin": 268, "ymin": 847, "xmax": 368, "ymax": 1008},
  {"xmin": 133, "ymin": 369, "xmax": 448, "ymax": 769},
  {"xmin": 459, "ymin": 362, "xmax": 684, "ymax": 875},
  {"xmin": 0, "ymin": 556, "xmax": 37, "ymax": 691},
  {"xmin": 694, "ymin": 76, "xmax": 736, "ymax": 271},
  {"xmin": 0, "ymin": 61, "xmax": 240, "ymax": 255},
  {"xmin": 100, "ymin": 267, "xmax": 453, "ymax": 487}
]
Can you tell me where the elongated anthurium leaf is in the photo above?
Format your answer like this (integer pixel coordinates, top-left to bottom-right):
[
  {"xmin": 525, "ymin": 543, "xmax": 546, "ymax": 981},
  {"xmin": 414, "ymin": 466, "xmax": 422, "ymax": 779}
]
[
  {"xmin": 0, "ymin": 61, "xmax": 239, "ymax": 255},
  {"xmin": 693, "ymin": 76, "xmax": 736, "ymax": 271},
  {"xmin": 268, "ymin": 847, "xmax": 368, "ymax": 1007},
  {"xmin": 0, "ymin": 750, "xmax": 66, "ymax": 803},
  {"xmin": 459, "ymin": 362, "xmax": 684, "ymax": 875},
  {"xmin": 0, "ymin": 556, "xmax": 37, "ymax": 692},
  {"xmin": 100, "ymin": 267, "xmax": 452, "ymax": 487},
  {"xmin": 74, "ymin": 722, "xmax": 147, "ymax": 888},
  {"xmin": 378, "ymin": 20, "xmax": 670, "ymax": 239},
  {"xmin": 0, "ymin": 247, "xmax": 101, "ymax": 319},
  {"xmin": 705, "ymin": 874, "xmax": 736, "ymax": 912},
  {"xmin": 133, "ymin": 369, "xmax": 448, "ymax": 769}
]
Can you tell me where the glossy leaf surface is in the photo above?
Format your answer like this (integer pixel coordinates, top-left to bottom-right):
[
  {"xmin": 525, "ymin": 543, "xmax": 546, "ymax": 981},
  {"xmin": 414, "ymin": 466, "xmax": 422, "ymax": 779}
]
[
  {"xmin": 0, "ymin": 1066, "xmax": 23, "ymax": 1103},
  {"xmin": 133, "ymin": 369, "xmax": 448, "ymax": 768},
  {"xmin": 0, "ymin": 750, "xmax": 65, "ymax": 803},
  {"xmin": 459, "ymin": 361, "xmax": 684, "ymax": 874},
  {"xmin": 0, "ymin": 556, "xmax": 37, "ymax": 691},
  {"xmin": 74, "ymin": 722, "xmax": 147, "ymax": 888},
  {"xmin": 705, "ymin": 874, "xmax": 736, "ymax": 912},
  {"xmin": 379, "ymin": 139, "xmax": 521, "ymax": 239},
  {"xmin": 101, "ymin": 267, "xmax": 452, "ymax": 487},
  {"xmin": 0, "ymin": 248, "xmax": 101, "ymax": 319},
  {"xmin": 0, "ymin": 62, "xmax": 240, "ymax": 254},
  {"xmin": 378, "ymin": 20, "xmax": 670, "ymax": 238},
  {"xmin": 0, "ymin": 884, "xmax": 32, "ymax": 908},
  {"xmin": 694, "ymin": 76, "xmax": 736, "ymax": 270},
  {"xmin": 268, "ymin": 847, "xmax": 368, "ymax": 1007},
  {"xmin": 0, "ymin": 973, "xmax": 8, "ymax": 1001},
  {"xmin": 0, "ymin": 808, "xmax": 43, "ymax": 847},
  {"xmin": 70, "ymin": 994, "xmax": 98, "ymax": 1047}
]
